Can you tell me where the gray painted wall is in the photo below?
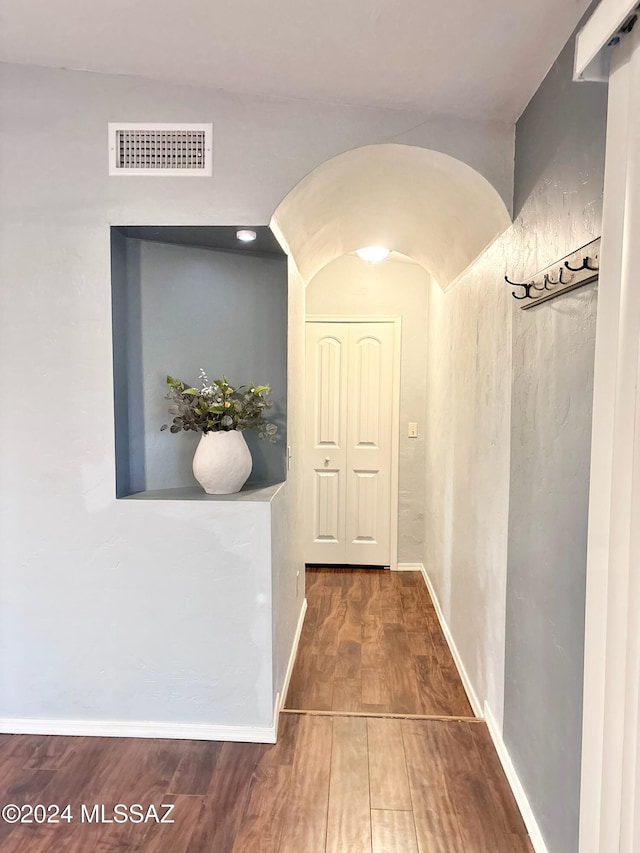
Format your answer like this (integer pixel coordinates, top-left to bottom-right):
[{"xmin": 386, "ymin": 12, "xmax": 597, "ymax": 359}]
[
  {"xmin": 504, "ymin": 33, "xmax": 607, "ymax": 853},
  {"xmin": 112, "ymin": 236, "xmax": 288, "ymax": 495}
]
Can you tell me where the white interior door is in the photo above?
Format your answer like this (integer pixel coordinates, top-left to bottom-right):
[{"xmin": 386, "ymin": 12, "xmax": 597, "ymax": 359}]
[{"xmin": 305, "ymin": 319, "xmax": 399, "ymax": 566}]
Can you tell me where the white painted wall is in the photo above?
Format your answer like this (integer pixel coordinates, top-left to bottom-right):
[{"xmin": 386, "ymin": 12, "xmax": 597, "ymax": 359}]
[
  {"xmin": 0, "ymin": 61, "xmax": 512, "ymax": 731},
  {"xmin": 2, "ymin": 490, "xmax": 276, "ymax": 730},
  {"xmin": 307, "ymin": 254, "xmax": 430, "ymax": 564},
  {"xmin": 272, "ymin": 260, "xmax": 307, "ymax": 701},
  {"xmin": 423, "ymin": 240, "xmax": 513, "ymax": 722}
]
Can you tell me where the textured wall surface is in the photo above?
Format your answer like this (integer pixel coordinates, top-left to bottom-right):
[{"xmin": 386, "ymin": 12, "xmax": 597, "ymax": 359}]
[
  {"xmin": 424, "ymin": 238, "xmax": 513, "ymax": 720},
  {"xmin": 423, "ymin": 27, "xmax": 607, "ymax": 853},
  {"xmin": 504, "ymin": 34, "xmax": 607, "ymax": 853},
  {"xmin": 113, "ymin": 237, "xmax": 287, "ymax": 494},
  {"xmin": 1, "ymin": 491, "xmax": 277, "ymax": 727},
  {"xmin": 307, "ymin": 254, "xmax": 430, "ymax": 564}
]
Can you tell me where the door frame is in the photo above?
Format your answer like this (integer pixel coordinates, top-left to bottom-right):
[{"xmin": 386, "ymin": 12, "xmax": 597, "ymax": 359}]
[{"xmin": 305, "ymin": 315, "xmax": 402, "ymax": 570}]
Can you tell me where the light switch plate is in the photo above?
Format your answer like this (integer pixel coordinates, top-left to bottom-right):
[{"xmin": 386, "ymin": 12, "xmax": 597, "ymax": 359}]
[{"xmin": 408, "ymin": 422, "xmax": 418, "ymax": 438}]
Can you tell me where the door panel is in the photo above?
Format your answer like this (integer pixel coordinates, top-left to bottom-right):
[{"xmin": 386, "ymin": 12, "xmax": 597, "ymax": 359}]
[
  {"xmin": 352, "ymin": 470, "xmax": 378, "ymax": 541},
  {"xmin": 314, "ymin": 469, "xmax": 341, "ymax": 542},
  {"xmin": 316, "ymin": 337, "xmax": 342, "ymax": 447},
  {"xmin": 305, "ymin": 320, "xmax": 396, "ymax": 566},
  {"xmin": 354, "ymin": 337, "xmax": 382, "ymax": 447},
  {"xmin": 345, "ymin": 324, "xmax": 394, "ymax": 564},
  {"xmin": 305, "ymin": 324, "xmax": 349, "ymax": 564}
]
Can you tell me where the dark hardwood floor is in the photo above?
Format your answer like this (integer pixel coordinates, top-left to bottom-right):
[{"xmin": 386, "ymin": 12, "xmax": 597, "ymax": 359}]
[
  {"xmin": 0, "ymin": 713, "xmax": 533, "ymax": 852},
  {"xmin": 0, "ymin": 567, "xmax": 535, "ymax": 851},
  {"xmin": 285, "ymin": 568, "xmax": 474, "ymax": 717}
]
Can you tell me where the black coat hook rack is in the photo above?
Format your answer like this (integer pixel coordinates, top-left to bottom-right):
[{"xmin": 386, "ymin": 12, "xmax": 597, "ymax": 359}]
[{"xmin": 505, "ymin": 237, "xmax": 600, "ymax": 309}]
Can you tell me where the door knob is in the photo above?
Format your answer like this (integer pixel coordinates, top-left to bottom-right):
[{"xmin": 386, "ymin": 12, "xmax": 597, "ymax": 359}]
[{"xmin": 324, "ymin": 457, "xmax": 330, "ymax": 465}]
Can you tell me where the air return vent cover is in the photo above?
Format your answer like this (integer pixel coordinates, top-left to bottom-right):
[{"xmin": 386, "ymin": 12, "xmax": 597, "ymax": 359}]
[{"xmin": 108, "ymin": 123, "xmax": 212, "ymax": 176}]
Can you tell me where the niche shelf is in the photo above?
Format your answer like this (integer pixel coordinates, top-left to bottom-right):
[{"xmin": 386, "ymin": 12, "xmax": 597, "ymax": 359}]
[{"xmin": 111, "ymin": 225, "xmax": 288, "ymax": 499}]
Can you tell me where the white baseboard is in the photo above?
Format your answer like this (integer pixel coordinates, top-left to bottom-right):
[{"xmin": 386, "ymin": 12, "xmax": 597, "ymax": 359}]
[
  {"xmin": 394, "ymin": 562, "xmax": 424, "ymax": 571},
  {"xmin": 273, "ymin": 597, "xmax": 308, "ymax": 736},
  {"xmin": 484, "ymin": 702, "xmax": 550, "ymax": 853},
  {"xmin": 0, "ymin": 717, "xmax": 277, "ymax": 743},
  {"xmin": 418, "ymin": 564, "xmax": 483, "ymax": 718}
]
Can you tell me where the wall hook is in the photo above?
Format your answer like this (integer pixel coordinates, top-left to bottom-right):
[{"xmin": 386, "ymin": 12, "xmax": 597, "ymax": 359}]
[
  {"xmin": 564, "ymin": 255, "xmax": 599, "ymax": 273},
  {"xmin": 505, "ymin": 275, "xmax": 534, "ymax": 300},
  {"xmin": 558, "ymin": 266, "xmax": 572, "ymax": 284},
  {"xmin": 564, "ymin": 257, "xmax": 586, "ymax": 272}
]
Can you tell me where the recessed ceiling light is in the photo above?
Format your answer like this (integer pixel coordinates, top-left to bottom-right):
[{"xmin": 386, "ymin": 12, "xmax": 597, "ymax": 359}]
[
  {"xmin": 356, "ymin": 246, "xmax": 390, "ymax": 263},
  {"xmin": 236, "ymin": 229, "xmax": 257, "ymax": 242}
]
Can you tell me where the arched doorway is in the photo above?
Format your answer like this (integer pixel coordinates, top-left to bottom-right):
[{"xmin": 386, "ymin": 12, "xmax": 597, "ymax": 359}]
[{"xmin": 271, "ymin": 143, "xmax": 511, "ymax": 567}]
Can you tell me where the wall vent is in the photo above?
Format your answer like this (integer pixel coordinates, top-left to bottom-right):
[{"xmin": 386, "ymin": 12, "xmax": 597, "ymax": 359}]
[{"xmin": 108, "ymin": 123, "xmax": 212, "ymax": 176}]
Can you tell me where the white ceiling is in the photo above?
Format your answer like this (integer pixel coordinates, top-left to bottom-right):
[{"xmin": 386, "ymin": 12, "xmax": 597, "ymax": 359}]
[{"xmin": 0, "ymin": 0, "xmax": 590, "ymax": 122}]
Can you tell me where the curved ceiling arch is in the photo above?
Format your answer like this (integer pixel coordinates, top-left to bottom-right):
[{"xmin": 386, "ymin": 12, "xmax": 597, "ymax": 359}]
[{"xmin": 270, "ymin": 143, "xmax": 511, "ymax": 290}]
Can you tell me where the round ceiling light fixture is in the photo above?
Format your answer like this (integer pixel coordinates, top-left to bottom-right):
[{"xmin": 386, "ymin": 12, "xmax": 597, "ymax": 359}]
[
  {"xmin": 356, "ymin": 246, "xmax": 390, "ymax": 263},
  {"xmin": 236, "ymin": 229, "xmax": 257, "ymax": 242}
]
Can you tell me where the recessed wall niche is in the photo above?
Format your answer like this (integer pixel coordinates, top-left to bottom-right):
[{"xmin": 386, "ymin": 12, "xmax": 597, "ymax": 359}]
[{"xmin": 111, "ymin": 226, "xmax": 288, "ymax": 498}]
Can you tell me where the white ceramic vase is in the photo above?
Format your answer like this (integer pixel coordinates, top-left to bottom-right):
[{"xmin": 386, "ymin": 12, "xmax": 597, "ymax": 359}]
[{"xmin": 192, "ymin": 430, "xmax": 252, "ymax": 495}]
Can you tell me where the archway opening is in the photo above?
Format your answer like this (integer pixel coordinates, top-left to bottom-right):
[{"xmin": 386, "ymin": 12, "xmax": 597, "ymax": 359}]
[{"xmin": 271, "ymin": 143, "xmax": 511, "ymax": 290}]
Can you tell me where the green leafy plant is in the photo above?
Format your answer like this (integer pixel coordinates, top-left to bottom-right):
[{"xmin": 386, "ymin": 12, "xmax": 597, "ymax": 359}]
[{"xmin": 161, "ymin": 369, "xmax": 279, "ymax": 441}]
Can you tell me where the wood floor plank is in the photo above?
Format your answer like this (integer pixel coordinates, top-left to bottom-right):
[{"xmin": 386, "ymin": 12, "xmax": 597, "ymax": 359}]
[
  {"xmin": 361, "ymin": 617, "xmax": 387, "ymax": 669},
  {"xmin": 0, "ymin": 735, "xmax": 48, "ymax": 760},
  {"xmin": 287, "ymin": 568, "xmax": 476, "ymax": 717},
  {"xmin": 91, "ymin": 739, "xmax": 187, "ymax": 852},
  {"xmin": 135, "ymin": 794, "xmax": 204, "ymax": 853},
  {"xmin": 31, "ymin": 736, "xmax": 117, "ymax": 804},
  {"xmin": 332, "ymin": 677, "xmax": 363, "ymax": 712},
  {"xmin": 361, "ymin": 666, "xmax": 391, "ymax": 707},
  {"xmin": 326, "ymin": 716, "xmax": 371, "ymax": 853},
  {"xmin": 278, "ymin": 714, "xmax": 333, "ymax": 853},
  {"xmin": 371, "ymin": 810, "xmax": 419, "ymax": 853},
  {"xmin": 303, "ymin": 654, "xmax": 337, "ymax": 710},
  {"xmin": 187, "ymin": 740, "xmax": 267, "ymax": 853},
  {"xmin": 367, "ymin": 718, "xmax": 412, "ymax": 811},
  {"xmin": 403, "ymin": 719, "xmax": 533, "ymax": 853},
  {"xmin": 335, "ymin": 638, "xmax": 362, "ymax": 679},
  {"xmin": 405, "ymin": 629, "xmax": 432, "ymax": 657},
  {"xmin": 0, "ymin": 768, "xmax": 57, "ymax": 851},
  {"xmin": 414, "ymin": 653, "xmax": 473, "ymax": 717},
  {"xmin": 402, "ymin": 721, "xmax": 466, "ymax": 853},
  {"xmin": 231, "ymin": 765, "xmax": 291, "ymax": 852},
  {"xmin": 384, "ymin": 623, "xmax": 422, "ymax": 714},
  {"xmin": 22, "ymin": 736, "xmax": 78, "ymax": 771},
  {"xmin": 167, "ymin": 740, "xmax": 222, "ymax": 795},
  {"xmin": 378, "ymin": 574, "xmax": 404, "ymax": 623}
]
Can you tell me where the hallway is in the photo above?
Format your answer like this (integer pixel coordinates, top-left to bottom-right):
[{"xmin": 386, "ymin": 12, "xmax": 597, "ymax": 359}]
[{"xmin": 0, "ymin": 570, "xmax": 534, "ymax": 852}]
